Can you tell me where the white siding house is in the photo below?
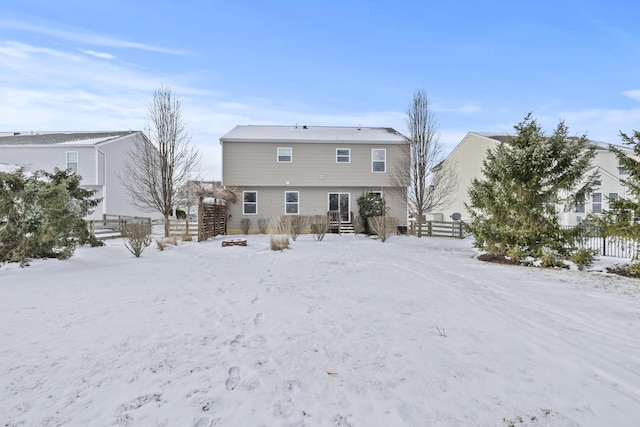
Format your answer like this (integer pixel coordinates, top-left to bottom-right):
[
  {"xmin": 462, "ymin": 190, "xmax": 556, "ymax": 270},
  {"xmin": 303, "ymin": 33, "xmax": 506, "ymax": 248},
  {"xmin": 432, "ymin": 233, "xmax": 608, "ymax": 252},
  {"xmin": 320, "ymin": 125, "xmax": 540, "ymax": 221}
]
[
  {"xmin": 434, "ymin": 132, "xmax": 633, "ymax": 226},
  {"xmin": 0, "ymin": 131, "xmax": 160, "ymax": 220},
  {"xmin": 221, "ymin": 125, "xmax": 409, "ymax": 234}
]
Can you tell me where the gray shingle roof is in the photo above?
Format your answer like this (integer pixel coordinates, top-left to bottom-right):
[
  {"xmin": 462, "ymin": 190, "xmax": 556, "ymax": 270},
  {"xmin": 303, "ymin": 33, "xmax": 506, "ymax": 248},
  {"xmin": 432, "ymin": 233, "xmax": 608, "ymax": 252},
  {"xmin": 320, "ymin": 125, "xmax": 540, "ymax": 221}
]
[
  {"xmin": 220, "ymin": 125, "xmax": 408, "ymax": 144},
  {"xmin": 0, "ymin": 131, "xmax": 137, "ymax": 146}
]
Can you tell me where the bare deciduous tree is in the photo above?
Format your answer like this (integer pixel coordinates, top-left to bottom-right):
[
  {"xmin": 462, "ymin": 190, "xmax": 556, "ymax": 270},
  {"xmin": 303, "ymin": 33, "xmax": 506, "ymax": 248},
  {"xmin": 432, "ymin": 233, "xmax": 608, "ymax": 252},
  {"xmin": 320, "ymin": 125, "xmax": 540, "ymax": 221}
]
[
  {"xmin": 121, "ymin": 85, "xmax": 200, "ymax": 237},
  {"xmin": 391, "ymin": 89, "xmax": 457, "ymax": 234}
]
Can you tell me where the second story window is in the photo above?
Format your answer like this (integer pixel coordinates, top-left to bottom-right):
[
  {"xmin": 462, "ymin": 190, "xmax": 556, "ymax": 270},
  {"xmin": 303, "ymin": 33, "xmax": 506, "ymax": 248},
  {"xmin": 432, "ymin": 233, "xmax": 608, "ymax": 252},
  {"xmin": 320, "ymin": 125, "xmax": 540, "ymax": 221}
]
[
  {"xmin": 372, "ymin": 149, "xmax": 386, "ymax": 173},
  {"xmin": 243, "ymin": 191, "xmax": 257, "ymax": 214},
  {"xmin": 66, "ymin": 151, "xmax": 78, "ymax": 173},
  {"xmin": 592, "ymin": 192, "xmax": 602, "ymax": 213},
  {"xmin": 575, "ymin": 201, "xmax": 585, "ymax": 213},
  {"xmin": 278, "ymin": 147, "xmax": 292, "ymax": 163},
  {"xmin": 336, "ymin": 148, "xmax": 350, "ymax": 163}
]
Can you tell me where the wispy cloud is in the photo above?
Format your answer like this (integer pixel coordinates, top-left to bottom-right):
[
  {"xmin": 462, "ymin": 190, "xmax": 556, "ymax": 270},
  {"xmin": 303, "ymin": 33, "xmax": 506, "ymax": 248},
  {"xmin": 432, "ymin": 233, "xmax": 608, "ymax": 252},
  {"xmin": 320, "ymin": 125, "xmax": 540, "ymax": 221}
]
[
  {"xmin": 78, "ymin": 49, "xmax": 116, "ymax": 60},
  {"xmin": 0, "ymin": 19, "xmax": 186, "ymax": 55},
  {"xmin": 622, "ymin": 90, "xmax": 640, "ymax": 102}
]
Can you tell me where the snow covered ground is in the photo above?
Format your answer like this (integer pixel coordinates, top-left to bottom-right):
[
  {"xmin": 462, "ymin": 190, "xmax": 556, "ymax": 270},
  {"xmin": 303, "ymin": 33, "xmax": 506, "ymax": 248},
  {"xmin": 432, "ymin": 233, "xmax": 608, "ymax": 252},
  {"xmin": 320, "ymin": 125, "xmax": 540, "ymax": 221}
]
[{"xmin": 1, "ymin": 233, "xmax": 639, "ymax": 426}]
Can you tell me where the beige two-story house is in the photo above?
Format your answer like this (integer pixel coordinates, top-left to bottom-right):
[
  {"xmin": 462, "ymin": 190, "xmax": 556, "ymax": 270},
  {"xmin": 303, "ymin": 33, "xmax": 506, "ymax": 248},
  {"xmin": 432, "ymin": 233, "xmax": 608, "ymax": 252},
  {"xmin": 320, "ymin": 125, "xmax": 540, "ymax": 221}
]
[
  {"xmin": 220, "ymin": 125, "xmax": 409, "ymax": 234},
  {"xmin": 434, "ymin": 132, "xmax": 633, "ymax": 226}
]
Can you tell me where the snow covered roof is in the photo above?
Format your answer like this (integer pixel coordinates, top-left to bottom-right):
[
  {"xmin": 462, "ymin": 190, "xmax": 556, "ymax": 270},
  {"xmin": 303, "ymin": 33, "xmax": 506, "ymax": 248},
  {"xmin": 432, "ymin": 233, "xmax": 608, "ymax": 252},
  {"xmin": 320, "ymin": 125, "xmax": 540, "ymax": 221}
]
[
  {"xmin": 220, "ymin": 125, "xmax": 409, "ymax": 144},
  {"xmin": 0, "ymin": 131, "xmax": 139, "ymax": 146},
  {"xmin": 471, "ymin": 131, "xmax": 627, "ymax": 151},
  {"xmin": 0, "ymin": 163, "xmax": 21, "ymax": 173}
]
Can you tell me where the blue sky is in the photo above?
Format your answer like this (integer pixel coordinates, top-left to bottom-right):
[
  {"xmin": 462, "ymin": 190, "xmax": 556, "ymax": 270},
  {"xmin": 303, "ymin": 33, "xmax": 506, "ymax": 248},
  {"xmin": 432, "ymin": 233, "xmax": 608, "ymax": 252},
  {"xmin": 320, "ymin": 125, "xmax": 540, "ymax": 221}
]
[{"xmin": 1, "ymin": 0, "xmax": 639, "ymax": 180}]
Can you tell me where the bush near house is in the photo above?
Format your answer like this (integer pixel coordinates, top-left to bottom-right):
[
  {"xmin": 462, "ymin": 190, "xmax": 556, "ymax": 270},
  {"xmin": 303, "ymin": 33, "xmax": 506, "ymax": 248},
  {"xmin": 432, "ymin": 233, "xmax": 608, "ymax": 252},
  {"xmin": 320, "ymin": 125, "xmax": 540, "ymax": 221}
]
[{"xmin": 358, "ymin": 192, "xmax": 386, "ymax": 235}]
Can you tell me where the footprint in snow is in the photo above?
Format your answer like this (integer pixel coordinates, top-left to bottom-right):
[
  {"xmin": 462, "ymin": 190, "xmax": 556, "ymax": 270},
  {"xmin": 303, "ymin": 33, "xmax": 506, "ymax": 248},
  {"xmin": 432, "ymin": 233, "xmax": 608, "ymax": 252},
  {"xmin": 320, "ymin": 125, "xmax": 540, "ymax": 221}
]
[
  {"xmin": 193, "ymin": 417, "xmax": 213, "ymax": 427},
  {"xmin": 254, "ymin": 313, "xmax": 264, "ymax": 325},
  {"xmin": 225, "ymin": 367, "xmax": 241, "ymax": 391},
  {"xmin": 229, "ymin": 335, "xmax": 244, "ymax": 351}
]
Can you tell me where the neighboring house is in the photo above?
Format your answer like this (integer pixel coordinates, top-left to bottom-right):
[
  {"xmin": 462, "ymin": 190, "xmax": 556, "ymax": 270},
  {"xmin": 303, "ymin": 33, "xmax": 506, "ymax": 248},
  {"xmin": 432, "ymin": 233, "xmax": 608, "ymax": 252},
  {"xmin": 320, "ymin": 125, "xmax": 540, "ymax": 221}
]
[
  {"xmin": 220, "ymin": 125, "xmax": 409, "ymax": 234},
  {"xmin": 0, "ymin": 131, "xmax": 160, "ymax": 221},
  {"xmin": 434, "ymin": 132, "xmax": 632, "ymax": 226}
]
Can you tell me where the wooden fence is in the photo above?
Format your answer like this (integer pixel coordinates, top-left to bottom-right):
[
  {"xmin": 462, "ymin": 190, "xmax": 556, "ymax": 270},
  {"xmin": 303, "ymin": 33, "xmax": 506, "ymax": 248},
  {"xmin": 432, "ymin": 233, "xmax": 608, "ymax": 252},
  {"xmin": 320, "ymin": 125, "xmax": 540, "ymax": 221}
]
[
  {"xmin": 87, "ymin": 214, "xmax": 152, "ymax": 239},
  {"xmin": 198, "ymin": 197, "xmax": 227, "ymax": 241},
  {"xmin": 414, "ymin": 221, "xmax": 465, "ymax": 238},
  {"xmin": 168, "ymin": 220, "xmax": 199, "ymax": 238}
]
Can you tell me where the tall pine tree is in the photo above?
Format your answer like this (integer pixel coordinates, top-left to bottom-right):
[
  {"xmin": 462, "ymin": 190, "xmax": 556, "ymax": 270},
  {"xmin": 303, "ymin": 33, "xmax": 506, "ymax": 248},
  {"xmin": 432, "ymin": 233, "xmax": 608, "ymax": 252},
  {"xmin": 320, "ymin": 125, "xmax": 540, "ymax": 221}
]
[
  {"xmin": 466, "ymin": 114, "xmax": 597, "ymax": 259},
  {"xmin": 601, "ymin": 131, "xmax": 640, "ymax": 244}
]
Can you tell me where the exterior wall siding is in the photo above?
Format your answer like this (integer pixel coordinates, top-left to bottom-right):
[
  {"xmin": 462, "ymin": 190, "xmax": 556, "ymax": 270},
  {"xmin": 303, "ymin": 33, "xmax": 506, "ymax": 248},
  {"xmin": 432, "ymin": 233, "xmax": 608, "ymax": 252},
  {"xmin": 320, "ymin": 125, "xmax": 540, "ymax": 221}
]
[
  {"xmin": 97, "ymin": 133, "xmax": 161, "ymax": 220},
  {"xmin": 437, "ymin": 133, "xmax": 495, "ymax": 222},
  {"xmin": 223, "ymin": 141, "xmax": 404, "ymax": 187},
  {"xmin": 227, "ymin": 186, "xmax": 406, "ymax": 234},
  {"xmin": 0, "ymin": 145, "xmax": 97, "ymax": 182}
]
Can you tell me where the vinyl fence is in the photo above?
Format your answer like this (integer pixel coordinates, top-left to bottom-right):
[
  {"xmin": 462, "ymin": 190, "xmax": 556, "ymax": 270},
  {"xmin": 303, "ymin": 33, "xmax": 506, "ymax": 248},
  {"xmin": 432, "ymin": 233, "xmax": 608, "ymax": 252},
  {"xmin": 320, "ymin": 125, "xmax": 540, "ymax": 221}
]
[{"xmin": 569, "ymin": 225, "xmax": 638, "ymax": 259}]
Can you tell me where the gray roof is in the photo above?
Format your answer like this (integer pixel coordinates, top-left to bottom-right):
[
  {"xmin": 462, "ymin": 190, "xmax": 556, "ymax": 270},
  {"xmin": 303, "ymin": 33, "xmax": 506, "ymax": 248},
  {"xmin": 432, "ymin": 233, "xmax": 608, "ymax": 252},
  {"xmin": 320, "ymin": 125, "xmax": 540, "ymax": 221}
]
[
  {"xmin": 220, "ymin": 125, "xmax": 409, "ymax": 144},
  {"xmin": 0, "ymin": 131, "xmax": 138, "ymax": 146}
]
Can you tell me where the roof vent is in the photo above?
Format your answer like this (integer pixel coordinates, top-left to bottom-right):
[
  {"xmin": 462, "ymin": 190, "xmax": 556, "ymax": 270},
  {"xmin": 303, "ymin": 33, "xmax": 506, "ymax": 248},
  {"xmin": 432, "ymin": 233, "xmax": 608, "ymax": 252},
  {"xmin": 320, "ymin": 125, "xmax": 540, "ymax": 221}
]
[{"xmin": 302, "ymin": 125, "xmax": 307, "ymax": 129}]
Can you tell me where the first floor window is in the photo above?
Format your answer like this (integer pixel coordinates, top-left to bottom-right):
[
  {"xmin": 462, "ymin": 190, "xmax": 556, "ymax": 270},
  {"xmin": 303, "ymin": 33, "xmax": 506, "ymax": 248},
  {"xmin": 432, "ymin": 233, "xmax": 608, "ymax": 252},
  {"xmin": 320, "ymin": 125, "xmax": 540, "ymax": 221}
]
[
  {"xmin": 285, "ymin": 191, "xmax": 299, "ymax": 214},
  {"xmin": 592, "ymin": 192, "xmax": 602, "ymax": 213},
  {"xmin": 278, "ymin": 147, "xmax": 292, "ymax": 162},
  {"xmin": 372, "ymin": 149, "xmax": 386, "ymax": 172},
  {"xmin": 66, "ymin": 151, "xmax": 78, "ymax": 173},
  {"xmin": 243, "ymin": 191, "xmax": 257, "ymax": 214}
]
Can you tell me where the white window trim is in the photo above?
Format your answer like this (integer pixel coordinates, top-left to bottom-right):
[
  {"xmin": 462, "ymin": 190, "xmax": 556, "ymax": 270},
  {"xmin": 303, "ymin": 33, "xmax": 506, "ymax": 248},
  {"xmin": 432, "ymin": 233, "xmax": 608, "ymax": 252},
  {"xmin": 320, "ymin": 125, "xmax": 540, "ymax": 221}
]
[
  {"xmin": 372, "ymin": 148, "xmax": 386, "ymax": 173},
  {"xmin": 336, "ymin": 148, "xmax": 351, "ymax": 163},
  {"xmin": 66, "ymin": 151, "xmax": 78, "ymax": 173},
  {"xmin": 243, "ymin": 191, "xmax": 258, "ymax": 215},
  {"xmin": 277, "ymin": 147, "xmax": 292, "ymax": 163},
  {"xmin": 284, "ymin": 191, "xmax": 299, "ymax": 215},
  {"xmin": 592, "ymin": 192, "xmax": 602, "ymax": 214}
]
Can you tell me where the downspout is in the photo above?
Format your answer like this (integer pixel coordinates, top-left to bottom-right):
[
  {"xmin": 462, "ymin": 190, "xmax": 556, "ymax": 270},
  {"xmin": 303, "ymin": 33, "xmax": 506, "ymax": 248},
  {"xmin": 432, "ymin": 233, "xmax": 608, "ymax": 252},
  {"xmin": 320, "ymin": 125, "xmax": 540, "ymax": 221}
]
[{"xmin": 96, "ymin": 148, "xmax": 107, "ymax": 216}]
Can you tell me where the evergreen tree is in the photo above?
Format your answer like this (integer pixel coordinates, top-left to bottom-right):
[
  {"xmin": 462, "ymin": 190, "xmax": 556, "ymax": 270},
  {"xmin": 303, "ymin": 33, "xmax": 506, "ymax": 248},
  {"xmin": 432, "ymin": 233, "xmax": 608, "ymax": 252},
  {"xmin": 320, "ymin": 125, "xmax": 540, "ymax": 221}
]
[
  {"xmin": 357, "ymin": 192, "xmax": 385, "ymax": 234},
  {"xmin": 600, "ymin": 131, "xmax": 640, "ymax": 245},
  {"xmin": 0, "ymin": 168, "xmax": 101, "ymax": 264},
  {"xmin": 466, "ymin": 114, "xmax": 597, "ymax": 259}
]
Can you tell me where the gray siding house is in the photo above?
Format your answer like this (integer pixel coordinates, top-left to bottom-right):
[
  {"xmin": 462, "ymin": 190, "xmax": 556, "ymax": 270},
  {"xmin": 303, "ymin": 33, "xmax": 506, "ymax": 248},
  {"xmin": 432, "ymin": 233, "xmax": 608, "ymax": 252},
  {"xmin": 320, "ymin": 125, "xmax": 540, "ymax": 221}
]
[
  {"xmin": 0, "ymin": 131, "xmax": 160, "ymax": 220},
  {"xmin": 220, "ymin": 125, "xmax": 409, "ymax": 234}
]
